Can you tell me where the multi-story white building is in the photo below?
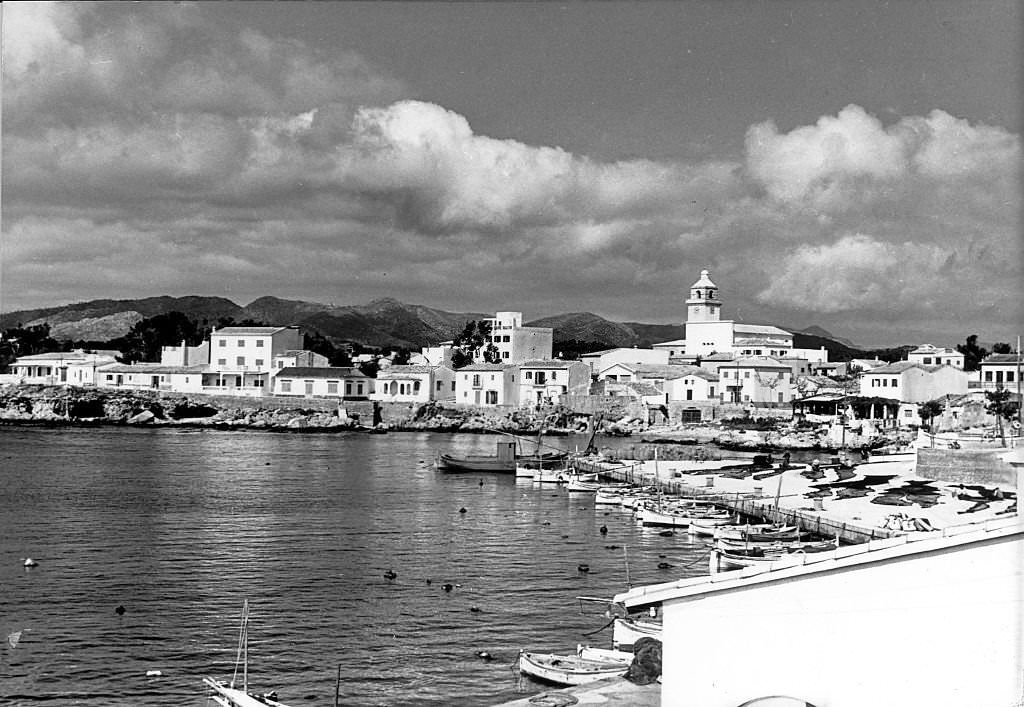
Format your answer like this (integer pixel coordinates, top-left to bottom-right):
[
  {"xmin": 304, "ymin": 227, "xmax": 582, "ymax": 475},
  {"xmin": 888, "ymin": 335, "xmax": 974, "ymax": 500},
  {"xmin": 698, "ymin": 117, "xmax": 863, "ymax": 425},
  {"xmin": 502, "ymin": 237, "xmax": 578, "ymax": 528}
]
[
  {"xmin": 517, "ymin": 360, "xmax": 590, "ymax": 406},
  {"xmin": 205, "ymin": 326, "xmax": 303, "ymax": 393},
  {"xmin": 477, "ymin": 312, "xmax": 553, "ymax": 363},
  {"xmin": 718, "ymin": 356, "xmax": 793, "ymax": 405},
  {"xmin": 908, "ymin": 344, "xmax": 965, "ymax": 369},
  {"xmin": 372, "ymin": 365, "xmax": 455, "ymax": 403},
  {"xmin": 454, "ymin": 363, "xmax": 518, "ymax": 406}
]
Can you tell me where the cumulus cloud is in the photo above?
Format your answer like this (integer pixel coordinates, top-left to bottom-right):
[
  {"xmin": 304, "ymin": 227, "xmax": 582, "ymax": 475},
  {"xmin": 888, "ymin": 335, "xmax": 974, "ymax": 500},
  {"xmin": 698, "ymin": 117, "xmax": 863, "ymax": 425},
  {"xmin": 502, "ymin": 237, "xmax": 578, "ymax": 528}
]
[{"xmin": 1, "ymin": 5, "xmax": 1019, "ymax": 343}]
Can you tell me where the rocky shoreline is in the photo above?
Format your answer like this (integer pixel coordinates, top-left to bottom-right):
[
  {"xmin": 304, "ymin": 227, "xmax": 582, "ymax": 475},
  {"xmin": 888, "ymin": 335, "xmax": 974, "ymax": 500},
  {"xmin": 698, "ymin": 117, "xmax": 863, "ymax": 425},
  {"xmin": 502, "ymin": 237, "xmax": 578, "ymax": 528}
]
[{"xmin": 0, "ymin": 384, "xmax": 902, "ymax": 451}]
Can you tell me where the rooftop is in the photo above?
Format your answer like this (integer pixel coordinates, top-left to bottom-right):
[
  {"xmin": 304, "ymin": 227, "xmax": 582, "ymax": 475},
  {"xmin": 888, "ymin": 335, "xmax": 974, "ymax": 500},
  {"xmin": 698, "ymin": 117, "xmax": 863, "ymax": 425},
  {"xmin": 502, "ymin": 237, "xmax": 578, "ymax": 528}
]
[{"xmin": 276, "ymin": 366, "xmax": 369, "ymax": 378}]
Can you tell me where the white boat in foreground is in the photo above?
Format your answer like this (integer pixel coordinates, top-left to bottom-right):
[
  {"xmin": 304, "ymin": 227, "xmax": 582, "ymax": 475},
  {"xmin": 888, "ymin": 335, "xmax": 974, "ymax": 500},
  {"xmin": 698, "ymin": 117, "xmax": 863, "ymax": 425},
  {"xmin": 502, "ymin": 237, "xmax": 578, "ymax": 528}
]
[
  {"xmin": 612, "ymin": 616, "xmax": 662, "ymax": 651},
  {"xmin": 517, "ymin": 650, "xmax": 627, "ymax": 686},
  {"xmin": 203, "ymin": 601, "xmax": 293, "ymax": 707}
]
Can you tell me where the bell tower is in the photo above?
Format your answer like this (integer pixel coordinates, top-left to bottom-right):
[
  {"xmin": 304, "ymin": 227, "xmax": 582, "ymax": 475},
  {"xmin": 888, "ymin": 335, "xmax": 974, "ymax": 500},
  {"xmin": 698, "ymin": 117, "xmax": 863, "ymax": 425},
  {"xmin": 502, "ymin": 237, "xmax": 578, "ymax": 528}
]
[{"xmin": 686, "ymin": 269, "xmax": 721, "ymax": 323}]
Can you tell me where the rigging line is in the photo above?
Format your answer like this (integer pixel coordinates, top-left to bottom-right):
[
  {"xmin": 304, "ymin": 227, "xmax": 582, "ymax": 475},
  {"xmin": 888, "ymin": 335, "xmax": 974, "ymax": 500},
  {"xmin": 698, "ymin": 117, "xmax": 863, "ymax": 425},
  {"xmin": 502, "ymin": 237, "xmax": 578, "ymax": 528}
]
[{"xmin": 581, "ymin": 616, "xmax": 617, "ymax": 637}]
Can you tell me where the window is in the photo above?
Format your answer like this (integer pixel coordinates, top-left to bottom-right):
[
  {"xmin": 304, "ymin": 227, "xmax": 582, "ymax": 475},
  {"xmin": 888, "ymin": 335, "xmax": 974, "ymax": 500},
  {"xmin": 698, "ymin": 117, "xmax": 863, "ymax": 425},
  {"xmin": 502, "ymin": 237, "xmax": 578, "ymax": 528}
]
[
  {"xmin": 436, "ymin": 381, "xmax": 442, "ymax": 391},
  {"xmin": 357, "ymin": 383, "xmax": 364, "ymax": 395},
  {"xmin": 219, "ymin": 339, "xmax": 227, "ymax": 347},
  {"xmin": 502, "ymin": 351, "xmax": 509, "ymax": 359},
  {"xmin": 281, "ymin": 380, "xmax": 292, "ymax": 392},
  {"xmin": 346, "ymin": 382, "xmax": 353, "ymax": 395},
  {"xmin": 413, "ymin": 381, "xmax": 421, "ymax": 393},
  {"xmin": 473, "ymin": 374, "xmax": 481, "ymax": 387},
  {"xmin": 255, "ymin": 359, "xmax": 264, "ymax": 368},
  {"xmin": 709, "ymin": 386, "xmax": 715, "ymax": 397},
  {"xmin": 891, "ymin": 379, "xmax": 898, "ymax": 388},
  {"xmin": 503, "ymin": 335, "xmax": 510, "ymax": 343},
  {"xmin": 327, "ymin": 381, "xmax": 338, "ymax": 394},
  {"xmin": 923, "ymin": 357, "xmax": 932, "ymax": 364},
  {"xmin": 985, "ymin": 371, "xmax": 993, "ymax": 382},
  {"xmin": 106, "ymin": 374, "xmax": 113, "ymax": 381},
  {"xmin": 218, "ymin": 358, "xmax": 227, "ymax": 366},
  {"xmin": 778, "ymin": 392, "xmax": 784, "ymax": 403},
  {"xmin": 905, "ymin": 409, "xmax": 914, "ymax": 417},
  {"xmin": 485, "ymin": 390, "xmax": 498, "ymax": 404},
  {"xmin": 256, "ymin": 340, "xmax": 264, "ymax": 348},
  {"xmin": 236, "ymin": 356, "xmax": 245, "ymax": 366},
  {"xmin": 744, "ymin": 371, "xmax": 750, "ymax": 378},
  {"xmin": 304, "ymin": 380, "xmax": 313, "ymax": 395},
  {"xmin": 238, "ymin": 340, "xmax": 245, "ymax": 347},
  {"xmin": 451, "ymin": 381, "xmax": 456, "ymax": 391},
  {"xmin": 254, "ymin": 379, "xmax": 265, "ymax": 388},
  {"xmin": 1009, "ymin": 372, "xmax": 1016, "ymax": 383},
  {"xmin": 551, "ymin": 372, "xmax": 557, "ymax": 380},
  {"xmin": 527, "ymin": 371, "xmax": 533, "ymax": 379}
]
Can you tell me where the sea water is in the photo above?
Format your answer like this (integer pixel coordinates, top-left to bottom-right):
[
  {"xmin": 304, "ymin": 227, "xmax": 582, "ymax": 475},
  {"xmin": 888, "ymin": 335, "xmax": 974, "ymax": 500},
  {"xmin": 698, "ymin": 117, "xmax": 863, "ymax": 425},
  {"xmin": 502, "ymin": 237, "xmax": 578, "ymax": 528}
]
[{"xmin": 0, "ymin": 427, "xmax": 708, "ymax": 706}]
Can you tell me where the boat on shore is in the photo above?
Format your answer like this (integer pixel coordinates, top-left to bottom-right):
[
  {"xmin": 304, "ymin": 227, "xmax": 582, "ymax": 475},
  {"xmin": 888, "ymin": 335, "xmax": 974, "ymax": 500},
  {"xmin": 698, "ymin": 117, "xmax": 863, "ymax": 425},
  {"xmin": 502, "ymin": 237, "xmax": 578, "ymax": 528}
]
[
  {"xmin": 517, "ymin": 649, "xmax": 628, "ymax": 686},
  {"xmin": 711, "ymin": 540, "xmax": 839, "ymax": 572}
]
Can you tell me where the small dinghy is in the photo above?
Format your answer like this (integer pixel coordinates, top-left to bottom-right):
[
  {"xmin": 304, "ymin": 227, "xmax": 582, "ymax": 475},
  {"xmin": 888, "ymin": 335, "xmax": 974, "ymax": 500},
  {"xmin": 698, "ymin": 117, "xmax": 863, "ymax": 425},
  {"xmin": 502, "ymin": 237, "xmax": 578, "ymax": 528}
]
[{"xmin": 517, "ymin": 648, "xmax": 628, "ymax": 686}]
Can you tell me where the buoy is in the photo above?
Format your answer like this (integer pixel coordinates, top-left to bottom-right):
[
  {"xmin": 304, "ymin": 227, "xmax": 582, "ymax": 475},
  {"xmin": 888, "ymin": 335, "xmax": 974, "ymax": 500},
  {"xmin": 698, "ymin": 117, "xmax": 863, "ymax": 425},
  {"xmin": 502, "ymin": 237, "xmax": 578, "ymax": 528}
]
[
  {"xmin": 658, "ymin": 562, "xmax": 673, "ymax": 569},
  {"xmin": 384, "ymin": 570, "xmax": 397, "ymax": 580},
  {"xmin": 478, "ymin": 479, "xmax": 484, "ymax": 486},
  {"xmin": 577, "ymin": 563, "xmax": 590, "ymax": 573},
  {"xmin": 145, "ymin": 670, "xmax": 162, "ymax": 677},
  {"xmin": 478, "ymin": 651, "xmax": 493, "ymax": 661},
  {"xmin": 23, "ymin": 558, "xmax": 38, "ymax": 568},
  {"xmin": 459, "ymin": 507, "xmax": 467, "ymax": 514},
  {"xmin": 426, "ymin": 578, "xmax": 432, "ymax": 585},
  {"xmin": 115, "ymin": 605, "xmax": 126, "ymax": 616},
  {"xmin": 443, "ymin": 583, "xmax": 454, "ymax": 593},
  {"xmin": 599, "ymin": 525, "xmax": 608, "ymax": 535},
  {"xmin": 470, "ymin": 606, "xmax": 481, "ymax": 613}
]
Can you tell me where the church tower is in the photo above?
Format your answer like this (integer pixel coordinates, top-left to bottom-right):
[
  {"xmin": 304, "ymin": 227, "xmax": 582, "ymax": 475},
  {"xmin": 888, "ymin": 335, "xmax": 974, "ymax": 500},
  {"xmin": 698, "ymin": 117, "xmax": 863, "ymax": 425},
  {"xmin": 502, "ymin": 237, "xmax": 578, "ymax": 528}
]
[{"xmin": 686, "ymin": 269, "xmax": 721, "ymax": 323}]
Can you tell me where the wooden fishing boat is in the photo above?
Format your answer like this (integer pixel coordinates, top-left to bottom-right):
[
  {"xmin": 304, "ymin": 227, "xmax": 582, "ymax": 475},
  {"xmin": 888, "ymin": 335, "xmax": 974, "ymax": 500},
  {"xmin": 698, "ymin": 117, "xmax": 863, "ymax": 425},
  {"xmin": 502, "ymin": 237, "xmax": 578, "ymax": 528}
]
[
  {"xmin": 638, "ymin": 506, "xmax": 693, "ymax": 528},
  {"xmin": 203, "ymin": 601, "xmax": 293, "ymax": 707},
  {"xmin": 565, "ymin": 478, "xmax": 602, "ymax": 492},
  {"xmin": 688, "ymin": 514, "xmax": 741, "ymax": 536},
  {"xmin": 713, "ymin": 524, "xmax": 801, "ymax": 542},
  {"xmin": 711, "ymin": 541, "xmax": 839, "ymax": 572},
  {"xmin": 612, "ymin": 616, "xmax": 662, "ymax": 651},
  {"xmin": 436, "ymin": 450, "xmax": 567, "ymax": 473},
  {"xmin": 517, "ymin": 650, "xmax": 627, "ymax": 686},
  {"xmin": 576, "ymin": 644, "xmax": 634, "ymax": 663}
]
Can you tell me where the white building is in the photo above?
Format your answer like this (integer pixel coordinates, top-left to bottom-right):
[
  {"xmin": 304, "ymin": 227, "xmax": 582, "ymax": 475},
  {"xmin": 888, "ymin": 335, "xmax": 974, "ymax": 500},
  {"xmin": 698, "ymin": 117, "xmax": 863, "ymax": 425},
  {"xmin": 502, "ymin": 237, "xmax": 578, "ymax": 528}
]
[
  {"xmin": 9, "ymin": 350, "xmax": 120, "ymax": 386},
  {"xmin": 578, "ymin": 347, "xmax": 669, "ymax": 375},
  {"xmin": 205, "ymin": 326, "xmax": 303, "ymax": 394},
  {"xmin": 676, "ymin": 270, "xmax": 795, "ymax": 360},
  {"xmin": 273, "ymin": 366, "xmax": 373, "ymax": 399},
  {"xmin": 477, "ymin": 312, "xmax": 553, "ymax": 363},
  {"xmin": 978, "ymin": 352, "xmax": 1022, "ymax": 393},
  {"xmin": 372, "ymin": 365, "xmax": 455, "ymax": 403},
  {"xmin": 97, "ymin": 363, "xmax": 206, "ymax": 393},
  {"xmin": 718, "ymin": 356, "xmax": 793, "ymax": 405},
  {"xmin": 907, "ymin": 344, "xmax": 965, "ymax": 369},
  {"xmin": 517, "ymin": 360, "xmax": 591, "ymax": 406},
  {"xmin": 272, "ymin": 349, "xmax": 329, "ymax": 370},
  {"xmin": 454, "ymin": 363, "xmax": 518, "ymax": 406},
  {"xmin": 614, "ymin": 515, "xmax": 1024, "ymax": 707},
  {"xmin": 859, "ymin": 361, "xmax": 969, "ymax": 403}
]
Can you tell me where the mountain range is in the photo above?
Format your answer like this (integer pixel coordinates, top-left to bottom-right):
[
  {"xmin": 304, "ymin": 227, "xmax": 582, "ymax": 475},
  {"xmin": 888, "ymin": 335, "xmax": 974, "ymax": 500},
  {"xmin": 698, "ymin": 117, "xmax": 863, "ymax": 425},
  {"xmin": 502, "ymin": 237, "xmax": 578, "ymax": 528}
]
[{"xmin": 0, "ymin": 295, "xmax": 885, "ymax": 361}]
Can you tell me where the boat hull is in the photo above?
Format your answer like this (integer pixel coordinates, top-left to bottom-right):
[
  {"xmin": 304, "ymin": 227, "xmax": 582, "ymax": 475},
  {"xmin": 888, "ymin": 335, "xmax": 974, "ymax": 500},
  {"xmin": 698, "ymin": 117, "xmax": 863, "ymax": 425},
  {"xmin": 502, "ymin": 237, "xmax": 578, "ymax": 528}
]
[
  {"xmin": 612, "ymin": 617, "xmax": 662, "ymax": 651},
  {"xmin": 518, "ymin": 652, "xmax": 626, "ymax": 686}
]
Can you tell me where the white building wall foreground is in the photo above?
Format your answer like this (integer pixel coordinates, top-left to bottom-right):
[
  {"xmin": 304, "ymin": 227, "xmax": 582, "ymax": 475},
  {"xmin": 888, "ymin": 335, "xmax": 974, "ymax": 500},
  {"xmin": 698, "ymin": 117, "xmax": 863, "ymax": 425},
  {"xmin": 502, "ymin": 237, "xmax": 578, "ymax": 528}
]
[{"xmin": 655, "ymin": 521, "xmax": 1023, "ymax": 707}]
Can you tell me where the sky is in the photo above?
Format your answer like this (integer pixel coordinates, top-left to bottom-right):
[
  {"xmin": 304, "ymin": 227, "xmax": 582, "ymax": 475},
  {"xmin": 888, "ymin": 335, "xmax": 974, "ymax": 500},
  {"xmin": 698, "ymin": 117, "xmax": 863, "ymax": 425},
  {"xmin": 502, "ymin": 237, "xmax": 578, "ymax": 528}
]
[{"xmin": 2, "ymin": 1, "xmax": 1020, "ymax": 348}]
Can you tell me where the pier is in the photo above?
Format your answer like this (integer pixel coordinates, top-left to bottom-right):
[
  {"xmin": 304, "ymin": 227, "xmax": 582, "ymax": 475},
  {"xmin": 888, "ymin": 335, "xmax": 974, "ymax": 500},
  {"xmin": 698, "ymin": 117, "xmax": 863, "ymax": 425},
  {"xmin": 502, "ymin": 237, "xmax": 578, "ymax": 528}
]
[{"xmin": 579, "ymin": 457, "xmax": 902, "ymax": 543}]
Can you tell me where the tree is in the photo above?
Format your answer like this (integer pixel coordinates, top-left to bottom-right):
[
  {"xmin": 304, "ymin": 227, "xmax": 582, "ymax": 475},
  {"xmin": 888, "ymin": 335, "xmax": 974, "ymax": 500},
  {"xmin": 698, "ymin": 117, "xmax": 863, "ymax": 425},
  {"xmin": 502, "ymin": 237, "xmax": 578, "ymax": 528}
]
[
  {"xmin": 985, "ymin": 388, "xmax": 1019, "ymax": 446},
  {"xmin": 450, "ymin": 320, "xmax": 499, "ymax": 369},
  {"xmin": 117, "ymin": 312, "xmax": 205, "ymax": 363},
  {"xmin": 917, "ymin": 398, "xmax": 945, "ymax": 431},
  {"xmin": 0, "ymin": 323, "xmax": 60, "ymax": 372},
  {"xmin": 956, "ymin": 334, "xmax": 988, "ymax": 372},
  {"xmin": 991, "ymin": 342, "xmax": 1013, "ymax": 355},
  {"xmin": 303, "ymin": 331, "xmax": 352, "ymax": 367}
]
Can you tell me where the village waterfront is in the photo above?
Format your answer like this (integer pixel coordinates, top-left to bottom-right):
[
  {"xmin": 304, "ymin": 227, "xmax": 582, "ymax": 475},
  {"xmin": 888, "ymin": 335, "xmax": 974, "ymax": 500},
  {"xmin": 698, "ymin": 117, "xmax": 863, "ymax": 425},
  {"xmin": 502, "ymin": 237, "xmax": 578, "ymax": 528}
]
[{"xmin": 2, "ymin": 426, "xmax": 712, "ymax": 707}]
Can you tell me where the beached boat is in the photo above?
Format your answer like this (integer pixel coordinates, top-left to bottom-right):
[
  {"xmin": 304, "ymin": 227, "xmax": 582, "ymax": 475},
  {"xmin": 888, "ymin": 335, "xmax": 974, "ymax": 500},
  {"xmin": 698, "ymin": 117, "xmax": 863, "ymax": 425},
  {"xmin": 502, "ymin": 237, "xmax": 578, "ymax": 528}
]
[
  {"xmin": 688, "ymin": 514, "xmax": 741, "ymax": 536},
  {"xmin": 576, "ymin": 644, "xmax": 634, "ymax": 664},
  {"xmin": 203, "ymin": 601, "xmax": 293, "ymax": 707},
  {"xmin": 517, "ymin": 649, "xmax": 627, "ymax": 686},
  {"xmin": 612, "ymin": 616, "xmax": 662, "ymax": 651}
]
